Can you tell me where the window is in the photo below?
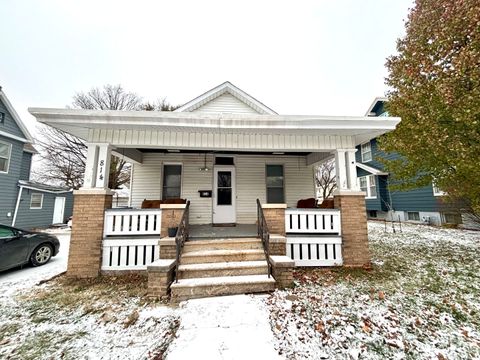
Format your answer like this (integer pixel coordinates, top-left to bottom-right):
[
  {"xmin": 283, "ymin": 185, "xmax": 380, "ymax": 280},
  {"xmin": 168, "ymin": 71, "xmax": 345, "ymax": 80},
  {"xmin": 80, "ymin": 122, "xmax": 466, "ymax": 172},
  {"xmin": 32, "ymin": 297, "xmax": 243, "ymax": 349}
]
[
  {"xmin": 30, "ymin": 193, "xmax": 44, "ymax": 209},
  {"xmin": 407, "ymin": 212, "xmax": 420, "ymax": 221},
  {"xmin": 215, "ymin": 157, "xmax": 234, "ymax": 165},
  {"xmin": 0, "ymin": 112, "xmax": 5, "ymax": 124},
  {"xmin": 361, "ymin": 142, "xmax": 372, "ymax": 162},
  {"xmin": 0, "ymin": 140, "xmax": 11, "ymax": 173},
  {"xmin": 358, "ymin": 175, "xmax": 377, "ymax": 198},
  {"xmin": 432, "ymin": 183, "xmax": 446, "ymax": 196},
  {"xmin": 266, "ymin": 165, "xmax": 285, "ymax": 203},
  {"xmin": 0, "ymin": 225, "xmax": 15, "ymax": 238},
  {"xmin": 217, "ymin": 171, "xmax": 232, "ymax": 205},
  {"xmin": 368, "ymin": 210, "xmax": 378, "ymax": 218},
  {"xmin": 442, "ymin": 213, "xmax": 461, "ymax": 224},
  {"xmin": 162, "ymin": 164, "xmax": 182, "ymax": 199}
]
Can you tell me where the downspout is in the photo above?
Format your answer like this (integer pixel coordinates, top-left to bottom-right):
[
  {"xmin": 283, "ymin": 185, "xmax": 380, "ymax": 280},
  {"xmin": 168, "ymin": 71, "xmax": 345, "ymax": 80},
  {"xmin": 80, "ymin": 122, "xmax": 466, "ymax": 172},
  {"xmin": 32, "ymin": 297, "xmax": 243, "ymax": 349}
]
[{"xmin": 12, "ymin": 185, "xmax": 24, "ymax": 227}]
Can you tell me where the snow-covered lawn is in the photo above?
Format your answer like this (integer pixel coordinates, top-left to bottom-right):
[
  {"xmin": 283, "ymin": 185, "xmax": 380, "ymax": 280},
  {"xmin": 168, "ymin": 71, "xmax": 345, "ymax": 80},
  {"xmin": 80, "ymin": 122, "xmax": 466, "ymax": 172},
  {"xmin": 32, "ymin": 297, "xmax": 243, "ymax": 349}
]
[
  {"xmin": 2, "ymin": 223, "xmax": 479, "ymax": 359},
  {"xmin": 267, "ymin": 221, "xmax": 480, "ymax": 359},
  {"xmin": 0, "ymin": 229, "xmax": 179, "ymax": 360}
]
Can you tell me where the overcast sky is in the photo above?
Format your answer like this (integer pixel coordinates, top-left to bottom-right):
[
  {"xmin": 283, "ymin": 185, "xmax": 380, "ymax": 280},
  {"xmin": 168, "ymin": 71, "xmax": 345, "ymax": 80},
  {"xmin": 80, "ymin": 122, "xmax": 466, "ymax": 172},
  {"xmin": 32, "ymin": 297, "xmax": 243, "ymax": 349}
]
[{"xmin": 1, "ymin": 0, "xmax": 413, "ymax": 132}]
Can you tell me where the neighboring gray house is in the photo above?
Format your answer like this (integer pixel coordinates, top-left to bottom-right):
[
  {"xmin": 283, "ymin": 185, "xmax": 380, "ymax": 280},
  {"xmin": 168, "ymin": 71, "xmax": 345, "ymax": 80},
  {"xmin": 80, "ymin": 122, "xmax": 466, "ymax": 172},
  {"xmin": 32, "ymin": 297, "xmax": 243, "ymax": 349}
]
[{"xmin": 0, "ymin": 87, "xmax": 73, "ymax": 230}]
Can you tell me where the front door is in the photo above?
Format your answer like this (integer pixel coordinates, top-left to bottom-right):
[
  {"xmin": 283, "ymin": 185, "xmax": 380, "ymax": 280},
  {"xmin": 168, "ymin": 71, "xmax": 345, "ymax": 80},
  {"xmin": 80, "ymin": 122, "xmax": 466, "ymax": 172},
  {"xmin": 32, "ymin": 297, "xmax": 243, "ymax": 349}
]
[
  {"xmin": 213, "ymin": 166, "xmax": 236, "ymax": 224},
  {"xmin": 52, "ymin": 197, "xmax": 66, "ymax": 224}
]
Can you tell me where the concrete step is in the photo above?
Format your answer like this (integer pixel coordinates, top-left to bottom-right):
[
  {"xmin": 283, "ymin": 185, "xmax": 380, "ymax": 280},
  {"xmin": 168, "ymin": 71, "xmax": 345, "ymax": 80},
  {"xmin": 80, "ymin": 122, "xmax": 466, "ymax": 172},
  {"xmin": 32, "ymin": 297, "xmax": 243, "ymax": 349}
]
[
  {"xmin": 178, "ymin": 260, "xmax": 268, "ymax": 279},
  {"xmin": 183, "ymin": 238, "xmax": 263, "ymax": 252},
  {"xmin": 180, "ymin": 249, "xmax": 266, "ymax": 264},
  {"xmin": 170, "ymin": 274, "xmax": 276, "ymax": 302}
]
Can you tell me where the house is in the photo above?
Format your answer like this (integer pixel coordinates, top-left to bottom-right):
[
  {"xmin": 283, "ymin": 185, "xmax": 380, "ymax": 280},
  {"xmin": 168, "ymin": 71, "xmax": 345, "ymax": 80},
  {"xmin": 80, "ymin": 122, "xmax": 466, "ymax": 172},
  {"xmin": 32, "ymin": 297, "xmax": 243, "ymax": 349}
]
[
  {"xmin": 29, "ymin": 82, "xmax": 400, "ymax": 300},
  {"xmin": 356, "ymin": 97, "xmax": 461, "ymax": 226},
  {"xmin": 0, "ymin": 87, "xmax": 73, "ymax": 230}
]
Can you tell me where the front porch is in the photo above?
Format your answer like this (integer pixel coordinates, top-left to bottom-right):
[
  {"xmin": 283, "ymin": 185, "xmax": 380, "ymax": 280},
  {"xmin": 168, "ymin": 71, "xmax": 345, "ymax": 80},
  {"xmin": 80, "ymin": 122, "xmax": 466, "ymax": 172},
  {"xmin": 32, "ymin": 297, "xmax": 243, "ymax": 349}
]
[{"xmin": 29, "ymin": 83, "xmax": 399, "ymax": 300}]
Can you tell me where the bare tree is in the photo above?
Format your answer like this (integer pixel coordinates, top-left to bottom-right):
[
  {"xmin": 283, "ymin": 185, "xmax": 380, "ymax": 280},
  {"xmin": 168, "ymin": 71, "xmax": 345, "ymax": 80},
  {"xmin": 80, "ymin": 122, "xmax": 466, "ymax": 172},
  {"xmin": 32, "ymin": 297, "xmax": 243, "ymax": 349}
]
[
  {"xmin": 315, "ymin": 159, "xmax": 337, "ymax": 201},
  {"xmin": 35, "ymin": 84, "xmax": 175, "ymax": 189}
]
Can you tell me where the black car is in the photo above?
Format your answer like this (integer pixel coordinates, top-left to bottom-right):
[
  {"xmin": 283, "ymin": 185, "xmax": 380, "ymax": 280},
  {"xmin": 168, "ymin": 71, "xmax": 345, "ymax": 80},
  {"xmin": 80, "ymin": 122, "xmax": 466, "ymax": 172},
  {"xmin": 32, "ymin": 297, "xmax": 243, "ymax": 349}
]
[{"xmin": 0, "ymin": 224, "xmax": 60, "ymax": 272}]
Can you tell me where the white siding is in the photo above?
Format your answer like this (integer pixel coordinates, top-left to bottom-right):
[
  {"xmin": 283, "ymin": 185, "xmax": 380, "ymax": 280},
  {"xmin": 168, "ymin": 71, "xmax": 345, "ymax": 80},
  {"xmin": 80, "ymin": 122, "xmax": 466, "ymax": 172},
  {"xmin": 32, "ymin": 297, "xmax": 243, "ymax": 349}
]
[
  {"xmin": 130, "ymin": 153, "xmax": 315, "ymax": 225},
  {"xmin": 192, "ymin": 93, "xmax": 260, "ymax": 114}
]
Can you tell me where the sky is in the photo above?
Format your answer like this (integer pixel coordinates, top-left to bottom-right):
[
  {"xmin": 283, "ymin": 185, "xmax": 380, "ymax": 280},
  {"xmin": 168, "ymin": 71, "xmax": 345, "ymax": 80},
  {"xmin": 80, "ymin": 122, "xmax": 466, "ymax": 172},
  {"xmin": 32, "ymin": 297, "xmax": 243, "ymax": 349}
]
[{"xmin": 0, "ymin": 0, "xmax": 414, "ymax": 133}]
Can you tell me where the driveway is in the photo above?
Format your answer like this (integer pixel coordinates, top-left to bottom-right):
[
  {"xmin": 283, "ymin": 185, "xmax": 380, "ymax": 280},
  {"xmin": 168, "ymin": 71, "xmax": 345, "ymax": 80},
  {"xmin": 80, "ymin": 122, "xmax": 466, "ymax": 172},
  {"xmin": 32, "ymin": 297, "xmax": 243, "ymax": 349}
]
[{"xmin": 0, "ymin": 229, "xmax": 70, "ymax": 296}]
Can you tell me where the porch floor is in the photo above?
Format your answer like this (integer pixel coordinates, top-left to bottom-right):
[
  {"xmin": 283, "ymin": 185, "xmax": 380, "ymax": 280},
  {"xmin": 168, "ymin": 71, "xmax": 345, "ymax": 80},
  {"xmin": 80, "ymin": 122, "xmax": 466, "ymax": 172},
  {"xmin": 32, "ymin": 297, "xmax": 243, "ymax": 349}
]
[{"xmin": 189, "ymin": 224, "xmax": 257, "ymax": 240}]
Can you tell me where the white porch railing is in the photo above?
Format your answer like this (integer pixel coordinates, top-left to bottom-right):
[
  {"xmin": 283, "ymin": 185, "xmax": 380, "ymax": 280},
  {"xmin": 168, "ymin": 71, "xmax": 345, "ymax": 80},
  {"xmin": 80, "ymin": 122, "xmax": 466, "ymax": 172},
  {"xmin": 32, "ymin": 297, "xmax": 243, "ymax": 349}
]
[
  {"xmin": 286, "ymin": 237, "xmax": 343, "ymax": 266},
  {"xmin": 285, "ymin": 208, "xmax": 342, "ymax": 266},
  {"xmin": 285, "ymin": 208, "xmax": 341, "ymax": 234},
  {"xmin": 103, "ymin": 209, "xmax": 162, "ymax": 237},
  {"xmin": 101, "ymin": 238, "xmax": 160, "ymax": 271}
]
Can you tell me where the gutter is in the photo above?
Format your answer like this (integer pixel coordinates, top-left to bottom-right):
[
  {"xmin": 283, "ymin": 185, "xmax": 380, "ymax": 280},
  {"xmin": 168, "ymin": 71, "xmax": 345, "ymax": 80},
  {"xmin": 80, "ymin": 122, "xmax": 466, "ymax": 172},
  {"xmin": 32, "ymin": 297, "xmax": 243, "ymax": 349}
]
[{"xmin": 12, "ymin": 185, "xmax": 24, "ymax": 227}]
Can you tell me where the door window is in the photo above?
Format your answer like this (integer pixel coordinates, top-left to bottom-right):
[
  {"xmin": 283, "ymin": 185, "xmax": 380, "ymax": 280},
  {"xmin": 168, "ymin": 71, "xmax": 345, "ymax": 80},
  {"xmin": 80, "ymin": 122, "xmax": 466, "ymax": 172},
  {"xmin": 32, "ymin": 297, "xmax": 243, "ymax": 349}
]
[{"xmin": 217, "ymin": 171, "xmax": 232, "ymax": 205}]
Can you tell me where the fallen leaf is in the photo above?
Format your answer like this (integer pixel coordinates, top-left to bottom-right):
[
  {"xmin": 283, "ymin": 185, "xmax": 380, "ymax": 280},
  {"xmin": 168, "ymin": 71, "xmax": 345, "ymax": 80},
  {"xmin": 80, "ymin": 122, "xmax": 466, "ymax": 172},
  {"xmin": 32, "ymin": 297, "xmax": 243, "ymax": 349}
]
[{"xmin": 378, "ymin": 291, "xmax": 385, "ymax": 300}]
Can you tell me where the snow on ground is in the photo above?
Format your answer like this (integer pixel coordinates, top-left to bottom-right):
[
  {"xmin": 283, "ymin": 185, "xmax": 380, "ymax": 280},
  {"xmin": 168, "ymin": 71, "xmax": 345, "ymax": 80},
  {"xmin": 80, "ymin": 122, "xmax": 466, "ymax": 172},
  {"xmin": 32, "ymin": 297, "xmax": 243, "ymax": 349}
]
[
  {"xmin": 266, "ymin": 221, "xmax": 480, "ymax": 359},
  {"xmin": 0, "ymin": 229, "xmax": 180, "ymax": 360},
  {"xmin": 0, "ymin": 228, "xmax": 70, "ymax": 297},
  {"xmin": 166, "ymin": 294, "xmax": 282, "ymax": 360}
]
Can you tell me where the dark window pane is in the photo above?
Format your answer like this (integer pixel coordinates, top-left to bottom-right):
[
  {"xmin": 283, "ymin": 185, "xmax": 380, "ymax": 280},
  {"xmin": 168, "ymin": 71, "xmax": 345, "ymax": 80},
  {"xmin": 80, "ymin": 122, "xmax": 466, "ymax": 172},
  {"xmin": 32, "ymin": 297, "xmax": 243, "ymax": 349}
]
[
  {"xmin": 215, "ymin": 157, "xmax": 234, "ymax": 165},
  {"xmin": 217, "ymin": 188, "xmax": 232, "ymax": 205},
  {"xmin": 218, "ymin": 171, "xmax": 231, "ymax": 187},
  {"xmin": 163, "ymin": 165, "xmax": 182, "ymax": 199},
  {"xmin": 266, "ymin": 165, "xmax": 283, "ymax": 177},
  {"xmin": 267, "ymin": 188, "xmax": 284, "ymax": 203}
]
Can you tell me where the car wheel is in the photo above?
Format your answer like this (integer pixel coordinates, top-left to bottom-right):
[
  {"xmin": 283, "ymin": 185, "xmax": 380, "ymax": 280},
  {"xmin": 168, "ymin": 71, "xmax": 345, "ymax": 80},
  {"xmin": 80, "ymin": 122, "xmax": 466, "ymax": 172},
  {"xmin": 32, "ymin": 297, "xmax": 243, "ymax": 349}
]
[{"xmin": 31, "ymin": 244, "xmax": 53, "ymax": 266}]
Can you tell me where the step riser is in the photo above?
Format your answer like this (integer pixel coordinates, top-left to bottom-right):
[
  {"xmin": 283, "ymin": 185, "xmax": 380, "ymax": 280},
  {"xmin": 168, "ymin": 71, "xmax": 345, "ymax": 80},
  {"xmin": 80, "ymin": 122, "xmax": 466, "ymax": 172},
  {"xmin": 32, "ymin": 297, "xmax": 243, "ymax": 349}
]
[
  {"xmin": 171, "ymin": 281, "xmax": 276, "ymax": 302},
  {"xmin": 183, "ymin": 243, "xmax": 263, "ymax": 252},
  {"xmin": 179, "ymin": 266, "xmax": 268, "ymax": 279},
  {"xmin": 181, "ymin": 253, "xmax": 265, "ymax": 265}
]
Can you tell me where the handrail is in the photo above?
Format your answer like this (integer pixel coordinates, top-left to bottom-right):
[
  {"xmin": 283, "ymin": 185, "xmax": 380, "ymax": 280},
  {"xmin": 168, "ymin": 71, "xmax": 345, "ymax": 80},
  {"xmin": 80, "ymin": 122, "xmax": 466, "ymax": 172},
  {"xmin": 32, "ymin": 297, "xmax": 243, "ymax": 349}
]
[
  {"xmin": 256, "ymin": 199, "xmax": 272, "ymax": 278},
  {"xmin": 174, "ymin": 200, "xmax": 190, "ymax": 283}
]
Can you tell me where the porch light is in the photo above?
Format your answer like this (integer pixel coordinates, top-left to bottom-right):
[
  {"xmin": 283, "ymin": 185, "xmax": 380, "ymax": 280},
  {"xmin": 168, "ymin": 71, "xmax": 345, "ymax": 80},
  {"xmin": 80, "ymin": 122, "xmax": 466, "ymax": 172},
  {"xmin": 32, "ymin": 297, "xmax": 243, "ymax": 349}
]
[{"xmin": 199, "ymin": 153, "xmax": 210, "ymax": 172}]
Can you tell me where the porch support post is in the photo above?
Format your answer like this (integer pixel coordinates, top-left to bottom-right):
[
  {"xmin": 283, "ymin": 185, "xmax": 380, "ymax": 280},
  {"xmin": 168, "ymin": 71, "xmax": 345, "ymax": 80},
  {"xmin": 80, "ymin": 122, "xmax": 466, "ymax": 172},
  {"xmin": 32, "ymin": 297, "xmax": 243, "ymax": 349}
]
[
  {"xmin": 345, "ymin": 149, "xmax": 359, "ymax": 191},
  {"xmin": 333, "ymin": 190, "xmax": 370, "ymax": 267},
  {"xmin": 261, "ymin": 203, "xmax": 286, "ymax": 237},
  {"xmin": 83, "ymin": 144, "xmax": 99, "ymax": 188},
  {"xmin": 68, "ymin": 189, "xmax": 113, "ymax": 278},
  {"xmin": 159, "ymin": 204, "xmax": 186, "ymax": 259},
  {"xmin": 334, "ymin": 150, "xmax": 348, "ymax": 190},
  {"xmin": 95, "ymin": 144, "xmax": 112, "ymax": 189}
]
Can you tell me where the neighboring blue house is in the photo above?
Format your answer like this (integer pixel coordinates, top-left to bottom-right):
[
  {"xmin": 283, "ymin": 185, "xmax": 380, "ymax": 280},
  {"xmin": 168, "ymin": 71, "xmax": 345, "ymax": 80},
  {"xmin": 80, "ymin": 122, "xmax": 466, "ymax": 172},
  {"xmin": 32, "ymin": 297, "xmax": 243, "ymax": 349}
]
[
  {"xmin": 356, "ymin": 97, "xmax": 461, "ymax": 226},
  {"xmin": 0, "ymin": 87, "xmax": 73, "ymax": 230}
]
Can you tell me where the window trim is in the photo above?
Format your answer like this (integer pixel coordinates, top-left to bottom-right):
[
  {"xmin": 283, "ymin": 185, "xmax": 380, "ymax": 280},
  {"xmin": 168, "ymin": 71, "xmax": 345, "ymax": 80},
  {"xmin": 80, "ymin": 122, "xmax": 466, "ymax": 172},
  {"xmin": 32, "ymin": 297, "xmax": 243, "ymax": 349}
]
[
  {"xmin": 0, "ymin": 140, "xmax": 12, "ymax": 174},
  {"xmin": 30, "ymin": 193, "xmax": 44, "ymax": 209},
  {"xmin": 432, "ymin": 183, "xmax": 446, "ymax": 197},
  {"xmin": 161, "ymin": 162, "xmax": 183, "ymax": 200},
  {"xmin": 361, "ymin": 141, "xmax": 372, "ymax": 163},
  {"xmin": 358, "ymin": 175, "xmax": 377, "ymax": 199},
  {"xmin": 265, "ymin": 164, "xmax": 285, "ymax": 204}
]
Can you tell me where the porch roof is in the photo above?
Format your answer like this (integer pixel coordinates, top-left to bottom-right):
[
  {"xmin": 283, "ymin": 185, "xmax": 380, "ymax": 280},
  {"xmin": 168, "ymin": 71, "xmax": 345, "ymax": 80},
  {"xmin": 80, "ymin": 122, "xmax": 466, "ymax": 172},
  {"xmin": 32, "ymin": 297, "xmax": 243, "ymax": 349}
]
[{"xmin": 29, "ymin": 108, "xmax": 400, "ymax": 148}]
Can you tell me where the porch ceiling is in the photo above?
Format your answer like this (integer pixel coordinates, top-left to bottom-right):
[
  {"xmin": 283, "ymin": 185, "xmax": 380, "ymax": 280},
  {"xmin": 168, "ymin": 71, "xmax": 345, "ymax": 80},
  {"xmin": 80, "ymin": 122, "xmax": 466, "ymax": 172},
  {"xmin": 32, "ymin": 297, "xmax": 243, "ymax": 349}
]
[{"xmin": 28, "ymin": 108, "xmax": 400, "ymax": 150}]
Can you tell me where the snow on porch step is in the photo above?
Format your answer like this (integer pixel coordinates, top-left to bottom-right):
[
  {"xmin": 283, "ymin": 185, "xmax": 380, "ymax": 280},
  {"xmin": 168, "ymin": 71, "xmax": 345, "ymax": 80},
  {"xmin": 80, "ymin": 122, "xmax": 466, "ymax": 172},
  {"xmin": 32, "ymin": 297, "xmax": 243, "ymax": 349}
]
[
  {"xmin": 178, "ymin": 260, "xmax": 269, "ymax": 279},
  {"xmin": 170, "ymin": 274, "xmax": 276, "ymax": 302},
  {"xmin": 180, "ymin": 249, "xmax": 265, "ymax": 264},
  {"xmin": 183, "ymin": 238, "xmax": 263, "ymax": 252}
]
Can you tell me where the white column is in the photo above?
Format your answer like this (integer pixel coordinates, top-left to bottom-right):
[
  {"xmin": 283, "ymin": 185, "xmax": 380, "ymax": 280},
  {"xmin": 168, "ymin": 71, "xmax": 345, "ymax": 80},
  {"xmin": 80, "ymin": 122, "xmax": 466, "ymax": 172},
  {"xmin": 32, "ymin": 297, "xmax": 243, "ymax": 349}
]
[
  {"xmin": 345, "ymin": 149, "xmax": 358, "ymax": 191},
  {"xmin": 83, "ymin": 144, "xmax": 99, "ymax": 188},
  {"xmin": 334, "ymin": 150, "xmax": 348, "ymax": 190},
  {"xmin": 95, "ymin": 144, "xmax": 112, "ymax": 189}
]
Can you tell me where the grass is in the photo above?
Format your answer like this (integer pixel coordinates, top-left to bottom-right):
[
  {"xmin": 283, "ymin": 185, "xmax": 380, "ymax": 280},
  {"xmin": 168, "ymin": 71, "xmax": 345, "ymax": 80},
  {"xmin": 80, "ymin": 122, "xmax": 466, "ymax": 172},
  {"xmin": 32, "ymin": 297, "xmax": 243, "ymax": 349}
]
[{"xmin": 268, "ymin": 223, "xmax": 480, "ymax": 359}]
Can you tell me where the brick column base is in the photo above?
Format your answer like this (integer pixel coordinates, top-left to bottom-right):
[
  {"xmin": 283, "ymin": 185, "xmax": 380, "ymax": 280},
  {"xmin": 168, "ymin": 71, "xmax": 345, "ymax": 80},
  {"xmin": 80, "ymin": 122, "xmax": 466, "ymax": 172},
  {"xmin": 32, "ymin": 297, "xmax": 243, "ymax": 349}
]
[
  {"xmin": 147, "ymin": 259, "xmax": 176, "ymax": 298},
  {"xmin": 334, "ymin": 191, "xmax": 370, "ymax": 267},
  {"xmin": 270, "ymin": 255, "xmax": 294, "ymax": 289},
  {"xmin": 67, "ymin": 189, "xmax": 112, "ymax": 278},
  {"xmin": 160, "ymin": 204, "xmax": 186, "ymax": 238},
  {"xmin": 159, "ymin": 238, "xmax": 177, "ymax": 259},
  {"xmin": 270, "ymin": 234, "xmax": 287, "ymax": 256},
  {"xmin": 262, "ymin": 204, "xmax": 286, "ymax": 236}
]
